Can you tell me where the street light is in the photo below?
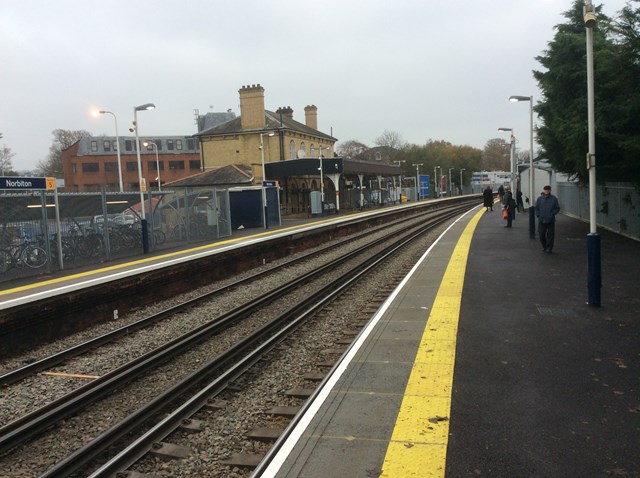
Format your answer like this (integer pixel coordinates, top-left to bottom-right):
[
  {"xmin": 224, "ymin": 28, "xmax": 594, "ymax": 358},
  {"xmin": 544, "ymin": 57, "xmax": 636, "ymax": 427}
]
[
  {"xmin": 459, "ymin": 168, "xmax": 465, "ymax": 196},
  {"xmin": 448, "ymin": 168, "xmax": 454, "ymax": 196},
  {"xmin": 142, "ymin": 140, "xmax": 161, "ymax": 192},
  {"xmin": 510, "ymin": 94, "xmax": 535, "ymax": 238},
  {"xmin": 498, "ymin": 127, "xmax": 516, "ymax": 194},
  {"xmin": 95, "ymin": 110, "xmax": 123, "ymax": 192},
  {"xmin": 260, "ymin": 131, "xmax": 275, "ymax": 228},
  {"xmin": 133, "ymin": 102, "xmax": 155, "ymax": 253},
  {"xmin": 585, "ymin": 0, "xmax": 600, "ymax": 306},
  {"xmin": 394, "ymin": 160, "xmax": 405, "ymax": 203},
  {"xmin": 415, "ymin": 163, "xmax": 423, "ymax": 201}
]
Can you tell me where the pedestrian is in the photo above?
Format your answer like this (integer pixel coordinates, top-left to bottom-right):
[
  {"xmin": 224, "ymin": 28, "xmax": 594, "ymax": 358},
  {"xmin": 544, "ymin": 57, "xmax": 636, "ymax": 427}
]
[
  {"xmin": 498, "ymin": 184, "xmax": 505, "ymax": 202},
  {"xmin": 536, "ymin": 185, "xmax": 560, "ymax": 253},
  {"xmin": 516, "ymin": 189, "xmax": 524, "ymax": 212},
  {"xmin": 502, "ymin": 186, "xmax": 516, "ymax": 227},
  {"xmin": 483, "ymin": 186, "xmax": 493, "ymax": 212}
]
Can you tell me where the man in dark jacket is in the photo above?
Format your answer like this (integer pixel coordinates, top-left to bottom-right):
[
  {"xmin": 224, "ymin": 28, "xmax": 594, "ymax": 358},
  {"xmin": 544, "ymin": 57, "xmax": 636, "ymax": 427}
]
[{"xmin": 535, "ymin": 185, "xmax": 561, "ymax": 252}]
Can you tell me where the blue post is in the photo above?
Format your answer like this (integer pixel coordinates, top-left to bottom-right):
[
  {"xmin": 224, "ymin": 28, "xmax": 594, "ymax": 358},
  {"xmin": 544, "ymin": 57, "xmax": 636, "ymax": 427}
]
[
  {"xmin": 528, "ymin": 206, "xmax": 536, "ymax": 238},
  {"xmin": 587, "ymin": 232, "xmax": 601, "ymax": 306}
]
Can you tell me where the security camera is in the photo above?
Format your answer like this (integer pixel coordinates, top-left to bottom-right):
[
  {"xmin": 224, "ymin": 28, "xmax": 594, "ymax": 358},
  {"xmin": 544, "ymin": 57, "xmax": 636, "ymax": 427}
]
[
  {"xmin": 129, "ymin": 127, "xmax": 135, "ymax": 133},
  {"xmin": 583, "ymin": 5, "xmax": 596, "ymax": 28}
]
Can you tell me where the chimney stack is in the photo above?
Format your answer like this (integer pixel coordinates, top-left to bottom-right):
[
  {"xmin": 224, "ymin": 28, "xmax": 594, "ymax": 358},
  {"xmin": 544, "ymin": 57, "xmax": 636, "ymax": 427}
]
[
  {"xmin": 304, "ymin": 105, "xmax": 318, "ymax": 130},
  {"xmin": 276, "ymin": 106, "xmax": 294, "ymax": 119},
  {"xmin": 239, "ymin": 84, "xmax": 266, "ymax": 129}
]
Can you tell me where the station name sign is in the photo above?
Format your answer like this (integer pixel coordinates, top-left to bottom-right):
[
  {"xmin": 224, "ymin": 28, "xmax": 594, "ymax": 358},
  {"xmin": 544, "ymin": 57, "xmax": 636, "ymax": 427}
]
[{"xmin": 0, "ymin": 176, "xmax": 56, "ymax": 190}]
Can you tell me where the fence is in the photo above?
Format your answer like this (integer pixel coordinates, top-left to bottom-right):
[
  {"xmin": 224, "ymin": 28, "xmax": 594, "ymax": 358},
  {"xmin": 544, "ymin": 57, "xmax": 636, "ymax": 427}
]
[
  {"xmin": 0, "ymin": 188, "xmax": 231, "ymax": 284},
  {"xmin": 556, "ymin": 181, "xmax": 640, "ymax": 240}
]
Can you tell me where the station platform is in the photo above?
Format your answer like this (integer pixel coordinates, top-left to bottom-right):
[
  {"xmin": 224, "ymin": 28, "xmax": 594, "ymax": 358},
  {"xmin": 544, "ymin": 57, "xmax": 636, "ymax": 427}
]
[{"xmin": 259, "ymin": 207, "xmax": 640, "ymax": 477}]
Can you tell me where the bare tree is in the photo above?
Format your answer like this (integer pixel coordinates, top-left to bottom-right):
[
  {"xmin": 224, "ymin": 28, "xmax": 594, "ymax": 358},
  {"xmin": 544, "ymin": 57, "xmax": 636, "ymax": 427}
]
[
  {"xmin": 37, "ymin": 129, "xmax": 92, "ymax": 176},
  {"xmin": 0, "ymin": 144, "xmax": 16, "ymax": 176},
  {"xmin": 375, "ymin": 130, "xmax": 407, "ymax": 150},
  {"xmin": 336, "ymin": 139, "xmax": 369, "ymax": 158}
]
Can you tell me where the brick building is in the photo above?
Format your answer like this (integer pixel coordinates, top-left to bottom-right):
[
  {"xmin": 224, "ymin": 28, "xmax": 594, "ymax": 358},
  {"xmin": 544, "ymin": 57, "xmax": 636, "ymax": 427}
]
[{"xmin": 62, "ymin": 136, "xmax": 201, "ymax": 192}]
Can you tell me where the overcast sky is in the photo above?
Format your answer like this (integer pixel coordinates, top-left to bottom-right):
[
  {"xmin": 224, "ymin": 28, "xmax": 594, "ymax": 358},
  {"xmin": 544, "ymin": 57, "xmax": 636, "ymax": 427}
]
[{"xmin": 0, "ymin": 0, "xmax": 630, "ymax": 172}]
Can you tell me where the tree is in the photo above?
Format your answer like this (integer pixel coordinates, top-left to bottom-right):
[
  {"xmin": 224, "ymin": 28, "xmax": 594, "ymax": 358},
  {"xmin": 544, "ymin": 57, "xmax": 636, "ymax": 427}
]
[
  {"xmin": 336, "ymin": 139, "xmax": 369, "ymax": 158},
  {"xmin": 534, "ymin": 0, "xmax": 640, "ymax": 184},
  {"xmin": 0, "ymin": 144, "xmax": 16, "ymax": 175},
  {"xmin": 37, "ymin": 129, "xmax": 92, "ymax": 177},
  {"xmin": 482, "ymin": 138, "xmax": 510, "ymax": 171},
  {"xmin": 374, "ymin": 130, "xmax": 407, "ymax": 162}
]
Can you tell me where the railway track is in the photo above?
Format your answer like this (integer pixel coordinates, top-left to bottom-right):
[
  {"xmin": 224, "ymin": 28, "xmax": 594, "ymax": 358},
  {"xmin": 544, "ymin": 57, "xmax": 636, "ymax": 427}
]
[{"xmin": 0, "ymin": 202, "xmax": 477, "ymax": 477}]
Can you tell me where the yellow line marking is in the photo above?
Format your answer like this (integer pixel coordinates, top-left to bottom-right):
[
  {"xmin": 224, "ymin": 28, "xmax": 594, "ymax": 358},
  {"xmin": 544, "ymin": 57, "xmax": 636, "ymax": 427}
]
[
  {"xmin": 380, "ymin": 207, "xmax": 484, "ymax": 477},
  {"xmin": 42, "ymin": 372, "xmax": 100, "ymax": 379}
]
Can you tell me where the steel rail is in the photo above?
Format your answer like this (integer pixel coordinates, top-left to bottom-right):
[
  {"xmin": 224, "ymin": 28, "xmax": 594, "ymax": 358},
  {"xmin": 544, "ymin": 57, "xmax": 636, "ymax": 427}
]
[{"xmin": 0, "ymin": 203, "xmax": 454, "ymax": 387}]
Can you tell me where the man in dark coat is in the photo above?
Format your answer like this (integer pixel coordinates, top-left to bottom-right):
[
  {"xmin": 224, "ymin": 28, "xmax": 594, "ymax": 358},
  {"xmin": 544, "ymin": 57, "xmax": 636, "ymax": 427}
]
[{"xmin": 536, "ymin": 185, "xmax": 561, "ymax": 252}]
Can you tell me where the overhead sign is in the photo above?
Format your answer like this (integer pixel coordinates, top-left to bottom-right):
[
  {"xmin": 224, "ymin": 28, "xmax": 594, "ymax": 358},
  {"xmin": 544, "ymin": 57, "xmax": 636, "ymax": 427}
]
[
  {"xmin": 0, "ymin": 176, "xmax": 56, "ymax": 190},
  {"xmin": 262, "ymin": 180, "xmax": 278, "ymax": 187}
]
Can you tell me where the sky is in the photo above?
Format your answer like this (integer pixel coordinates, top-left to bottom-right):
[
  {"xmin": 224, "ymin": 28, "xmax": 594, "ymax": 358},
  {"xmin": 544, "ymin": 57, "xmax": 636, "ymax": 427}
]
[{"xmin": 0, "ymin": 0, "xmax": 631, "ymax": 172}]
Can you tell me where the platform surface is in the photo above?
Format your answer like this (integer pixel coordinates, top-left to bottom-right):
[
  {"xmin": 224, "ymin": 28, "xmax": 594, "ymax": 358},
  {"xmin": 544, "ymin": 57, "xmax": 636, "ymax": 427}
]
[{"xmin": 263, "ymin": 207, "xmax": 640, "ymax": 477}]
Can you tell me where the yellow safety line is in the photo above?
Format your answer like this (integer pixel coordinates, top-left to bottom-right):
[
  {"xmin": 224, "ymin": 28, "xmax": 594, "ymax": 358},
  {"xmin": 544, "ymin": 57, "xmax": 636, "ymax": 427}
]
[
  {"xmin": 380, "ymin": 207, "xmax": 484, "ymax": 477},
  {"xmin": 42, "ymin": 371, "xmax": 100, "ymax": 379}
]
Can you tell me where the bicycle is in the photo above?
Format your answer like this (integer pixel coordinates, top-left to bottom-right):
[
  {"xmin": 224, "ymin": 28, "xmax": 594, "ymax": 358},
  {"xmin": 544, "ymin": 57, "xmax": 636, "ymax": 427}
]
[{"xmin": 0, "ymin": 236, "xmax": 48, "ymax": 273}]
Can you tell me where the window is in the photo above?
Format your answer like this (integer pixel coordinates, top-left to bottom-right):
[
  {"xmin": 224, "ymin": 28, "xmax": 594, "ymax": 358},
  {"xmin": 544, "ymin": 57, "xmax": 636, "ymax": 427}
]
[
  {"xmin": 187, "ymin": 138, "xmax": 195, "ymax": 150},
  {"xmin": 310, "ymin": 144, "xmax": 316, "ymax": 158},
  {"xmin": 103, "ymin": 140, "xmax": 111, "ymax": 152},
  {"xmin": 82, "ymin": 162, "xmax": 99, "ymax": 172},
  {"xmin": 71, "ymin": 164, "xmax": 77, "ymax": 173},
  {"xmin": 146, "ymin": 142, "xmax": 154, "ymax": 151},
  {"xmin": 299, "ymin": 142, "xmax": 306, "ymax": 158},
  {"xmin": 112, "ymin": 140, "xmax": 118, "ymax": 151},
  {"xmin": 148, "ymin": 161, "xmax": 164, "ymax": 171},
  {"xmin": 90, "ymin": 141, "xmax": 98, "ymax": 152},
  {"xmin": 289, "ymin": 140, "xmax": 295, "ymax": 160},
  {"xmin": 155, "ymin": 139, "xmax": 162, "ymax": 150},
  {"xmin": 176, "ymin": 139, "xmax": 183, "ymax": 150},
  {"xmin": 125, "ymin": 140, "xmax": 133, "ymax": 152},
  {"xmin": 169, "ymin": 160, "xmax": 184, "ymax": 170},
  {"xmin": 104, "ymin": 162, "xmax": 118, "ymax": 171},
  {"xmin": 189, "ymin": 160, "xmax": 201, "ymax": 170},
  {"xmin": 126, "ymin": 162, "xmax": 138, "ymax": 171},
  {"xmin": 167, "ymin": 139, "xmax": 174, "ymax": 151}
]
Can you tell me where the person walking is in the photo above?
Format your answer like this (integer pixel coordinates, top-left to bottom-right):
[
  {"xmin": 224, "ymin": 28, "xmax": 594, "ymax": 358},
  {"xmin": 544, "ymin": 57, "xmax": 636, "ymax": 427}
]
[
  {"xmin": 502, "ymin": 186, "xmax": 516, "ymax": 227},
  {"xmin": 498, "ymin": 184, "xmax": 505, "ymax": 202},
  {"xmin": 516, "ymin": 189, "xmax": 524, "ymax": 213},
  {"xmin": 536, "ymin": 185, "xmax": 561, "ymax": 253},
  {"xmin": 483, "ymin": 186, "xmax": 494, "ymax": 212}
]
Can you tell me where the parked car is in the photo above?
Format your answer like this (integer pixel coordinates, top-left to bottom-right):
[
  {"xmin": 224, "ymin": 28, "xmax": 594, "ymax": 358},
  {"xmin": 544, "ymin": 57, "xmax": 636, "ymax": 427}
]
[{"xmin": 113, "ymin": 214, "xmax": 136, "ymax": 225}]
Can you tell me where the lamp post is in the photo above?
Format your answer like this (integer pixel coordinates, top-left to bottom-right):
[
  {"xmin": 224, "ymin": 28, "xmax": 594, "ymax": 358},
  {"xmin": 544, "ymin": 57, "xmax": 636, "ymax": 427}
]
[
  {"xmin": 510, "ymin": 95, "xmax": 535, "ymax": 237},
  {"xmin": 260, "ymin": 131, "xmax": 275, "ymax": 228},
  {"xmin": 448, "ymin": 168, "xmax": 454, "ymax": 196},
  {"xmin": 415, "ymin": 163, "xmax": 423, "ymax": 201},
  {"xmin": 584, "ymin": 0, "xmax": 600, "ymax": 306},
  {"xmin": 394, "ymin": 160, "xmax": 405, "ymax": 202},
  {"xmin": 96, "ymin": 110, "xmax": 123, "ymax": 192},
  {"xmin": 498, "ymin": 127, "xmax": 516, "ymax": 194},
  {"xmin": 142, "ymin": 140, "xmax": 161, "ymax": 192},
  {"xmin": 133, "ymin": 103, "xmax": 155, "ymax": 253},
  {"xmin": 459, "ymin": 168, "xmax": 465, "ymax": 196}
]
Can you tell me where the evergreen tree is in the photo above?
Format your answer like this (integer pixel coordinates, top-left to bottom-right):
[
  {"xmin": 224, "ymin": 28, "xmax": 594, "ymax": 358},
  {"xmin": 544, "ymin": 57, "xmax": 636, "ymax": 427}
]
[{"xmin": 534, "ymin": 1, "xmax": 639, "ymax": 185}]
